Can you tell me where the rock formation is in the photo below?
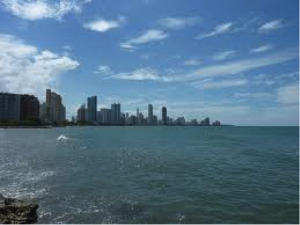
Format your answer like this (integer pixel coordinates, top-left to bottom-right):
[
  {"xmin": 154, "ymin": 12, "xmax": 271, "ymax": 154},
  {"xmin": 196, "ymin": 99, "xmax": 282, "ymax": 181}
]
[{"xmin": 0, "ymin": 193, "xmax": 38, "ymax": 224}]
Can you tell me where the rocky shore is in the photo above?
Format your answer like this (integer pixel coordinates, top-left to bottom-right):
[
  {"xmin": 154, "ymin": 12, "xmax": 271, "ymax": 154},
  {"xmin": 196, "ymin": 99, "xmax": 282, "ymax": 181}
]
[{"xmin": 0, "ymin": 194, "xmax": 38, "ymax": 224}]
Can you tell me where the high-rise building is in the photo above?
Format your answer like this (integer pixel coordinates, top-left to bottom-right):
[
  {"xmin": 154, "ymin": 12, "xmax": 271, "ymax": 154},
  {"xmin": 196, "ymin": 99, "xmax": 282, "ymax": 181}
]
[
  {"xmin": 0, "ymin": 93, "xmax": 21, "ymax": 121},
  {"xmin": 111, "ymin": 103, "xmax": 121, "ymax": 125},
  {"xmin": 43, "ymin": 89, "xmax": 66, "ymax": 124},
  {"xmin": 98, "ymin": 108, "xmax": 112, "ymax": 125},
  {"xmin": 87, "ymin": 96, "xmax": 97, "ymax": 123},
  {"xmin": 77, "ymin": 104, "xmax": 86, "ymax": 122},
  {"xmin": 20, "ymin": 95, "xmax": 40, "ymax": 120},
  {"xmin": 148, "ymin": 104, "xmax": 153, "ymax": 125},
  {"xmin": 162, "ymin": 106, "xmax": 167, "ymax": 125}
]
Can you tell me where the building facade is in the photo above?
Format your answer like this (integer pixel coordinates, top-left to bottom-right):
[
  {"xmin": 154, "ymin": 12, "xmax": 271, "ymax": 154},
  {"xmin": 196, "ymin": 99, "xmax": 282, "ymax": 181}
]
[
  {"xmin": 162, "ymin": 106, "xmax": 167, "ymax": 125},
  {"xmin": 148, "ymin": 104, "xmax": 153, "ymax": 125},
  {"xmin": 0, "ymin": 93, "xmax": 21, "ymax": 121},
  {"xmin": 87, "ymin": 96, "xmax": 97, "ymax": 123},
  {"xmin": 20, "ymin": 94, "xmax": 40, "ymax": 120},
  {"xmin": 111, "ymin": 103, "xmax": 121, "ymax": 125}
]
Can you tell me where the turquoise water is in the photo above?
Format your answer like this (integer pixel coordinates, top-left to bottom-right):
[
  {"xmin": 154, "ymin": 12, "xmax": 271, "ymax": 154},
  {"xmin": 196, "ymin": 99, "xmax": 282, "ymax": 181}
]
[{"xmin": 0, "ymin": 127, "xmax": 299, "ymax": 223}]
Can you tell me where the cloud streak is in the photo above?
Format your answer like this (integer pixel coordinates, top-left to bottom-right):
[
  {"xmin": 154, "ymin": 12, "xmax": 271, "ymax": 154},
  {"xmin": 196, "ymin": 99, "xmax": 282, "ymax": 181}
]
[
  {"xmin": 178, "ymin": 49, "xmax": 298, "ymax": 81},
  {"xmin": 259, "ymin": 20, "xmax": 283, "ymax": 32},
  {"xmin": 158, "ymin": 16, "xmax": 199, "ymax": 30},
  {"xmin": 196, "ymin": 22, "xmax": 233, "ymax": 40},
  {"xmin": 120, "ymin": 29, "xmax": 169, "ymax": 50}
]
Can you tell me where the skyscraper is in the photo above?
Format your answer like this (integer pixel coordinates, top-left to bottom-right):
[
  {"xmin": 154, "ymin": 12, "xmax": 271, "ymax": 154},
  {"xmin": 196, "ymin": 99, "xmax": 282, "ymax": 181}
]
[
  {"xmin": 43, "ymin": 89, "xmax": 66, "ymax": 124},
  {"xmin": 77, "ymin": 104, "xmax": 86, "ymax": 122},
  {"xmin": 87, "ymin": 96, "xmax": 97, "ymax": 123},
  {"xmin": 111, "ymin": 103, "xmax": 121, "ymax": 125},
  {"xmin": 162, "ymin": 106, "xmax": 167, "ymax": 125},
  {"xmin": 148, "ymin": 104, "xmax": 153, "ymax": 125}
]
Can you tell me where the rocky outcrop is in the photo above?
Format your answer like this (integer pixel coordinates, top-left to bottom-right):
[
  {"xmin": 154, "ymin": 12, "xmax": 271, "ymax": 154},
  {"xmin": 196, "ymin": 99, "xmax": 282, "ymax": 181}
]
[{"xmin": 0, "ymin": 194, "xmax": 38, "ymax": 224}]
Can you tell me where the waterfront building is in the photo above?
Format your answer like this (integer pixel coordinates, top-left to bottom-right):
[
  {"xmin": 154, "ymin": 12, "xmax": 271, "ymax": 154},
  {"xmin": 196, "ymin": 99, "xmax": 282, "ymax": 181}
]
[
  {"xmin": 77, "ymin": 104, "xmax": 86, "ymax": 122},
  {"xmin": 44, "ymin": 89, "xmax": 66, "ymax": 124},
  {"xmin": 176, "ymin": 117, "xmax": 185, "ymax": 126},
  {"xmin": 148, "ymin": 104, "xmax": 153, "ymax": 125},
  {"xmin": 99, "ymin": 108, "xmax": 112, "ymax": 125},
  {"xmin": 20, "ymin": 95, "xmax": 40, "ymax": 120},
  {"xmin": 0, "ymin": 93, "xmax": 21, "ymax": 121},
  {"xmin": 190, "ymin": 119, "xmax": 198, "ymax": 126},
  {"xmin": 162, "ymin": 106, "xmax": 167, "ymax": 125},
  {"xmin": 212, "ymin": 120, "xmax": 221, "ymax": 126},
  {"xmin": 111, "ymin": 103, "xmax": 121, "ymax": 125},
  {"xmin": 153, "ymin": 115, "xmax": 158, "ymax": 125},
  {"xmin": 87, "ymin": 96, "xmax": 97, "ymax": 123}
]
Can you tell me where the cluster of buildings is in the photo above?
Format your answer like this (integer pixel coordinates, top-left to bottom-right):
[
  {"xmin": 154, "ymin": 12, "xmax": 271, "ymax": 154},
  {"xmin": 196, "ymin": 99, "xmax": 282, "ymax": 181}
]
[
  {"xmin": 0, "ymin": 90, "xmax": 221, "ymax": 126},
  {"xmin": 0, "ymin": 89, "xmax": 66, "ymax": 125},
  {"xmin": 75, "ymin": 95, "xmax": 222, "ymax": 126},
  {"xmin": 0, "ymin": 93, "xmax": 39, "ymax": 121}
]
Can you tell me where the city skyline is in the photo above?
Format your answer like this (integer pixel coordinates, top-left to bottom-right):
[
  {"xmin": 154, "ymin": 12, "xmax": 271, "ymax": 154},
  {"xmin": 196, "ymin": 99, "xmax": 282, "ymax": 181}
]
[{"xmin": 0, "ymin": 0, "xmax": 299, "ymax": 126}]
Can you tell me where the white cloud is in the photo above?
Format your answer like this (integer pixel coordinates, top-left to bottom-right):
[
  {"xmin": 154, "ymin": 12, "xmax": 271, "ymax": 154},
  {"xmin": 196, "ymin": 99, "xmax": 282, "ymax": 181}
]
[
  {"xmin": 1, "ymin": 0, "xmax": 91, "ymax": 21},
  {"xmin": 250, "ymin": 44, "xmax": 274, "ymax": 53},
  {"xmin": 196, "ymin": 22, "xmax": 233, "ymax": 40},
  {"xmin": 178, "ymin": 49, "xmax": 298, "ymax": 81},
  {"xmin": 94, "ymin": 65, "xmax": 112, "ymax": 75},
  {"xmin": 108, "ymin": 68, "xmax": 171, "ymax": 81},
  {"xmin": 0, "ymin": 34, "xmax": 79, "ymax": 96},
  {"xmin": 83, "ymin": 16, "xmax": 126, "ymax": 32},
  {"xmin": 120, "ymin": 29, "xmax": 168, "ymax": 50},
  {"xmin": 213, "ymin": 50, "xmax": 237, "ymax": 61},
  {"xmin": 191, "ymin": 79, "xmax": 248, "ymax": 90},
  {"xmin": 277, "ymin": 83, "xmax": 299, "ymax": 104},
  {"xmin": 183, "ymin": 58, "xmax": 201, "ymax": 66},
  {"xmin": 158, "ymin": 16, "xmax": 199, "ymax": 30},
  {"xmin": 259, "ymin": 20, "xmax": 283, "ymax": 32},
  {"xmin": 234, "ymin": 92, "xmax": 273, "ymax": 98}
]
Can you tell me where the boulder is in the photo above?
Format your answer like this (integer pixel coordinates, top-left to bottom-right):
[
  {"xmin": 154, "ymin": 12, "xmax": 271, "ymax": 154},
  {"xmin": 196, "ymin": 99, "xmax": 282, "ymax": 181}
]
[{"xmin": 0, "ymin": 194, "xmax": 38, "ymax": 224}]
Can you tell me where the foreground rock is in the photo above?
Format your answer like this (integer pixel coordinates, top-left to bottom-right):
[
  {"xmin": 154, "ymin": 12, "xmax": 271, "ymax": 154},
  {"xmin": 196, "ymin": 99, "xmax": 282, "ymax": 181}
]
[{"xmin": 0, "ymin": 194, "xmax": 38, "ymax": 224}]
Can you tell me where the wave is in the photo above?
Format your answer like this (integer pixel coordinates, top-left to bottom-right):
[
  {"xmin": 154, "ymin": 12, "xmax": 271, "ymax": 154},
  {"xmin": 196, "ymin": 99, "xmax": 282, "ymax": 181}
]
[{"xmin": 57, "ymin": 134, "xmax": 70, "ymax": 141}]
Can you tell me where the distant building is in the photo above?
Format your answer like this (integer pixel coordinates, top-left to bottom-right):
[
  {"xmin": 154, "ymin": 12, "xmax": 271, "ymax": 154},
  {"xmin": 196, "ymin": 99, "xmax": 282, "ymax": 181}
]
[
  {"xmin": 87, "ymin": 96, "xmax": 97, "ymax": 123},
  {"xmin": 148, "ymin": 104, "xmax": 153, "ymax": 125},
  {"xmin": 162, "ymin": 106, "xmax": 167, "ymax": 125},
  {"xmin": 43, "ymin": 89, "xmax": 66, "ymax": 124},
  {"xmin": 153, "ymin": 115, "xmax": 158, "ymax": 125},
  {"xmin": 0, "ymin": 93, "xmax": 21, "ymax": 121},
  {"xmin": 200, "ymin": 117, "xmax": 210, "ymax": 126},
  {"xmin": 20, "ymin": 95, "xmax": 40, "ymax": 120},
  {"xmin": 98, "ymin": 108, "xmax": 112, "ymax": 125},
  {"xmin": 190, "ymin": 119, "xmax": 198, "ymax": 126},
  {"xmin": 111, "ymin": 103, "xmax": 121, "ymax": 125},
  {"xmin": 176, "ymin": 117, "xmax": 185, "ymax": 126},
  {"xmin": 212, "ymin": 120, "xmax": 221, "ymax": 126},
  {"xmin": 77, "ymin": 104, "xmax": 86, "ymax": 122}
]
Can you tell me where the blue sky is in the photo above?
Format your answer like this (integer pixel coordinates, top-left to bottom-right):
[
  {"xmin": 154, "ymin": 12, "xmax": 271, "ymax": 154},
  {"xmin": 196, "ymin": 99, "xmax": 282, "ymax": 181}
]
[{"xmin": 0, "ymin": 0, "xmax": 299, "ymax": 125}]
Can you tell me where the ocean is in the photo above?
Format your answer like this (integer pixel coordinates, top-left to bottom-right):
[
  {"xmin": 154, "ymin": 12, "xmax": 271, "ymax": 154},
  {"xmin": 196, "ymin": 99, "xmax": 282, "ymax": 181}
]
[{"xmin": 0, "ymin": 126, "xmax": 299, "ymax": 223}]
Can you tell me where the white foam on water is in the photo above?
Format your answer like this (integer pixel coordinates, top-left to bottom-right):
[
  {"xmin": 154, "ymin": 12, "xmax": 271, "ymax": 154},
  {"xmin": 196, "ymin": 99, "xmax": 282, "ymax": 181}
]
[{"xmin": 57, "ymin": 134, "xmax": 70, "ymax": 141}]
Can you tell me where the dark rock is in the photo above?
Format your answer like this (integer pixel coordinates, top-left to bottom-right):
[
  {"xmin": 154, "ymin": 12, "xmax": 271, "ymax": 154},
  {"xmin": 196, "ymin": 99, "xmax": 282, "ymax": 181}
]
[{"xmin": 0, "ymin": 194, "xmax": 38, "ymax": 224}]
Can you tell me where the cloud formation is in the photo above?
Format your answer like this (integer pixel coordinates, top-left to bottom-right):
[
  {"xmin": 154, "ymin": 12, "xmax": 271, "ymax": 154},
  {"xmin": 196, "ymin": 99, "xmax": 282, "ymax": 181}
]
[
  {"xmin": 84, "ymin": 16, "xmax": 126, "ymax": 32},
  {"xmin": 213, "ymin": 50, "xmax": 237, "ymax": 61},
  {"xmin": 158, "ymin": 16, "xmax": 199, "ymax": 30},
  {"xmin": 259, "ymin": 20, "xmax": 283, "ymax": 32},
  {"xmin": 191, "ymin": 79, "xmax": 248, "ymax": 90},
  {"xmin": 180, "ymin": 49, "xmax": 298, "ymax": 81},
  {"xmin": 0, "ymin": 34, "xmax": 79, "ymax": 96},
  {"xmin": 196, "ymin": 22, "xmax": 233, "ymax": 39},
  {"xmin": 250, "ymin": 44, "xmax": 274, "ymax": 53},
  {"xmin": 109, "ymin": 68, "xmax": 162, "ymax": 81},
  {"xmin": 277, "ymin": 83, "xmax": 299, "ymax": 104},
  {"xmin": 1, "ymin": 0, "xmax": 91, "ymax": 21},
  {"xmin": 120, "ymin": 29, "xmax": 169, "ymax": 50}
]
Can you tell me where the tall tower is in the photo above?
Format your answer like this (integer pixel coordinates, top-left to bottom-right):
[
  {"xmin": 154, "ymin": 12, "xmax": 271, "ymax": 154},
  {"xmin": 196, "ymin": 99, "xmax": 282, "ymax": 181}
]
[
  {"xmin": 148, "ymin": 104, "xmax": 153, "ymax": 125},
  {"xmin": 87, "ymin": 96, "xmax": 97, "ymax": 123},
  {"xmin": 162, "ymin": 106, "xmax": 167, "ymax": 125}
]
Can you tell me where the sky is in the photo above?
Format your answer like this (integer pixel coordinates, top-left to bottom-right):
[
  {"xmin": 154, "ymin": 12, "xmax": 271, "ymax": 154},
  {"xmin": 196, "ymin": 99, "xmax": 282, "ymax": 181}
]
[{"xmin": 0, "ymin": 0, "xmax": 299, "ymax": 126}]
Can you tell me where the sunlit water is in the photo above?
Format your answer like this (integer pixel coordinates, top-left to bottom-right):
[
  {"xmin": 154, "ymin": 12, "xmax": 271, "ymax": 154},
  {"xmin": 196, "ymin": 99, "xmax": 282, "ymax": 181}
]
[{"xmin": 0, "ymin": 126, "xmax": 298, "ymax": 223}]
